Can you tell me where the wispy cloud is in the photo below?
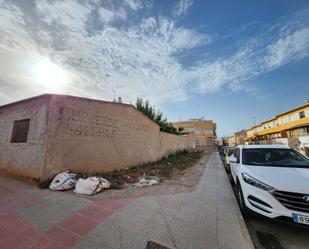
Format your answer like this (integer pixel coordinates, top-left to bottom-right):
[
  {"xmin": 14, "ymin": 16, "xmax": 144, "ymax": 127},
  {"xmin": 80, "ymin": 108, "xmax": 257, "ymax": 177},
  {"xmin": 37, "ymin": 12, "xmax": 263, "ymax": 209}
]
[
  {"xmin": 0, "ymin": 0, "xmax": 209, "ymax": 105},
  {"xmin": 187, "ymin": 11, "xmax": 309, "ymax": 94},
  {"xmin": 98, "ymin": 7, "xmax": 127, "ymax": 24},
  {"xmin": 124, "ymin": 0, "xmax": 144, "ymax": 10},
  {"xmin": 264, "ymin": 27, "xmax": 309, "ymax": 69},
  {"xmin": 0, "ymin": 0, "xmax": 309, "ymax": 107},
  {"xmin": 173, "ymin": 0, "xmax": 193, "ymax": 17}
]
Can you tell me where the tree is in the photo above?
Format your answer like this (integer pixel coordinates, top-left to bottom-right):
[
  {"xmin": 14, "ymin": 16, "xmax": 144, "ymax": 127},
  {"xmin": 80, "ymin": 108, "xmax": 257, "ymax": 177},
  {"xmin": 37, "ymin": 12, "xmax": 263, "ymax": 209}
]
[{"xmin": 135, "ymin": 98, "xmax": 178, "ymax": 134}]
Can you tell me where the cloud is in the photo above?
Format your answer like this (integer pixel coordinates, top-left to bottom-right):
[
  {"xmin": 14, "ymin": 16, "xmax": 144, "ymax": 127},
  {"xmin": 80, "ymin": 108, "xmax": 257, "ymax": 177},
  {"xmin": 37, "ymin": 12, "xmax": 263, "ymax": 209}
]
[
  {"xmin": 0, "ymin": 0, "xmax": 309, "ymax": 107},
  {"xmin": 187, "ymin": 15, "xmax": 309, "ymax": 94},
  {"xmin": 124, "ymin": 0, "xmax": 144, "ymax": 10},
  {"xmin": 98, "ymin": 7, "xmax": 127, "ymax": 24},
  {"xmin": 264, "ymin": 27, "xmax": 309, "ymax": 69},
  {"xmin": 0, "ymin": 2, "xmax": 33, "ymax": 53},
  {"xmin": 36, "ymin": 0, "xmax": 93, "ymax": 34},
  {"xmin": 0, "ymin": 0, "xmax": 209, "ymax": 106},
  {"xmin": 173, "ymin": 0, "xmax": 193, "ymax": 17},
  {"xmin": 61, "ymin": 16, "xmax": 209, "ymax": 104}
]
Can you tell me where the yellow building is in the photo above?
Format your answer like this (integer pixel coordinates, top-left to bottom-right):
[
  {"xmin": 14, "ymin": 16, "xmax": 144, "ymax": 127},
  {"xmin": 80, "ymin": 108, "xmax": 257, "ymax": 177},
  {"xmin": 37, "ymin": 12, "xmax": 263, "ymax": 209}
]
[
  {"xmin": 173, "ymin": 119, "xmax": 217, "ymax": 151},
  {"xmin": 227, "ymin": 135, "xmax": 236, "ymax": 147},
  {"xmin": 228, "ymin": 130, "xmax": 246, "ymax": 146},
  {"xmin": 235, "ymin": 130, "xmax": 246, "ymax": 145},
  {"xmin": 247, "ymin": 101, "xmax": 309, "ymax": 156}
]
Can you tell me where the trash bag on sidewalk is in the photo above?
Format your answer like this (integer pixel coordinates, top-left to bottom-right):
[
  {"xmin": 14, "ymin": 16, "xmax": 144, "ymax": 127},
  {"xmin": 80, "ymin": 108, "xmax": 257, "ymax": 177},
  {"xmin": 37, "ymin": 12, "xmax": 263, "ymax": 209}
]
[
  {"xmin": 49, "ymin": 170, "xmax": 78, "ymax": 191},
  {"xmin": 135, "ymin": 174, "xmax": 159, "ymax": 187},
  {"xmin": 74, "ymin": 177, "xmax": 110, "ymax": 195}
]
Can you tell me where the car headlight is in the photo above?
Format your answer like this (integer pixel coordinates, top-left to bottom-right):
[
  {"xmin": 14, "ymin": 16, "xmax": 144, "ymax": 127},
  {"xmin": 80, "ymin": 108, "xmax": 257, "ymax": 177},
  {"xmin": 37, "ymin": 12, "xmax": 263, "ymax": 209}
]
[{"xmin": 241, "ymin": 173, "xmax": 274, "ymax": 191}]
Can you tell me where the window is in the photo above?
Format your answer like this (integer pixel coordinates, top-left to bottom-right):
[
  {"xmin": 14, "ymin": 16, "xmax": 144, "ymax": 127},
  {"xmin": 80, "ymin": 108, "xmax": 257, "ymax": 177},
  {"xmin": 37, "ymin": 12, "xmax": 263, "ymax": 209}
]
[
  {"xmin": 242, "ymin": 148, "xmax": 309, "ymax": 167},
  {"xmin": 290, "ymin": 130, "xmax": 295, "ymax": 138},
  {"xmin": 298, "ymin": 126, "xmax": 309, "ymax": 136},
  {"xmin": 233, "ymin": 148, "xmax": 240, "ymax": 163},
  {"xmin": 299, "ymin": 111, "xmax": 305, "ymax": 119},
  {"xmin": 11, "ymin": 119, "xmax": 30, "ymax": 143}
]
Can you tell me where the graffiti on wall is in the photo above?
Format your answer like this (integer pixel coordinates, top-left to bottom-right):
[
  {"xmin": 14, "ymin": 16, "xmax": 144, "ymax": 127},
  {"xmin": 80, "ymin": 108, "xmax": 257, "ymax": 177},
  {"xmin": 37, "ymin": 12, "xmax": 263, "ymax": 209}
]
[{"xmin": 56, "ymin": 106, "xmax": 152, "ymax": 139}]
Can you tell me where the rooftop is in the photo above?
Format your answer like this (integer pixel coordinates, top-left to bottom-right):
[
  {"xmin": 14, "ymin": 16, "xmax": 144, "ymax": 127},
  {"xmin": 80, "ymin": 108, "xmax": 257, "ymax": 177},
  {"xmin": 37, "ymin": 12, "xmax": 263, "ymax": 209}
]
[
  {"xmin": 247, "ymin": 101, "xmax": 309, "ymax": 131},
  {"xmin": 0, "ymin": 93, "xmax": 132, "ymax": 110}
]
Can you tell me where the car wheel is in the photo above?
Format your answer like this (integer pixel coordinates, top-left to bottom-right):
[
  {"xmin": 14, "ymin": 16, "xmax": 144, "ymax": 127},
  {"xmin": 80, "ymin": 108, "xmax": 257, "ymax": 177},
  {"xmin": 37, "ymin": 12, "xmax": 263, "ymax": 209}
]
[{"xmin": 236, "ymin": 182, "xmax": 249, "ymax": 217}]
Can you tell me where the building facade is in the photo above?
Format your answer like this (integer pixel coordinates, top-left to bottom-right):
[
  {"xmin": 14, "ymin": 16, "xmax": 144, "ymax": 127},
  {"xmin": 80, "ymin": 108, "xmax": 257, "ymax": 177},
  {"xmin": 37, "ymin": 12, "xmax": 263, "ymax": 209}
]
[
  {"xmin": 173, "ymin": 119, "xmax": 217, "ymax": 151},
  {"xmin": 226, "ymin": 130, "xmax": 246, "ymax": 147},
  {"xmin": 247, "ymin": 101, "xmax": 309, "ymax": 156},
  {"xmin": 0, "ymin": 94, "xmax": 194, "ymax": 181},
  {"xmin": 227, "ymin": 136, "xmax": 236, "ymax": 147},
  {"xmin": 222, "ymin": 136, "xmax": 230, "ymax": 146},
  {"xmin": 234, "ymin": 130, "xmax": 246, "ymax": 146}
]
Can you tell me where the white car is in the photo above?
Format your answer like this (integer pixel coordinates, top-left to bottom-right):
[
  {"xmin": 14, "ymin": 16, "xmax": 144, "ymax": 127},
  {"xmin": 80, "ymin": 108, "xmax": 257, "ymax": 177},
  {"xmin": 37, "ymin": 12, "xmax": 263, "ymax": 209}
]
[
  {"xmin": 229, "ymin": 144, "xmax": 309, "ymax": 226},
  {"xmin": 224, "ymin": 147, "xmax": 235, "ymax": 172}
]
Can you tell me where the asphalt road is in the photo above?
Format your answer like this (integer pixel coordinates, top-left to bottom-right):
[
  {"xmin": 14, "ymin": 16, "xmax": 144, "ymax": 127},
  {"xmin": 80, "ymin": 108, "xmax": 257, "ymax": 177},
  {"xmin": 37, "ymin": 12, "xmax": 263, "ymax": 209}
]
[
  {"xmin": 221, "ymin": 156, "xmax": 309, "ymax": 249},
  {"xmin": 245, "ymin": 214, "xmax": 309, "ymax": 249}
]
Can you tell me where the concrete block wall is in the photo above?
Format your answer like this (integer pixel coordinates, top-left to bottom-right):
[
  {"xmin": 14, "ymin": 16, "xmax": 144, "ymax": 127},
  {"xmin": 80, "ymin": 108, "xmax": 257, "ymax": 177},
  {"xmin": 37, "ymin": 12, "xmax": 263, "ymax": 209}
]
[
  {"xmin": 42, "ymin": 95, "xmax": 194, "ymax": 180},
  {"xmin": 0, "ymin": 96, "xmax": 50, "ymax": 180},
  {"xmin": 159, "ymin": 132, "xmax": 192, "ymax": 156},
  {"xmin": 0, "ymin": 94, "xmax": 194, "ymax": 181}
]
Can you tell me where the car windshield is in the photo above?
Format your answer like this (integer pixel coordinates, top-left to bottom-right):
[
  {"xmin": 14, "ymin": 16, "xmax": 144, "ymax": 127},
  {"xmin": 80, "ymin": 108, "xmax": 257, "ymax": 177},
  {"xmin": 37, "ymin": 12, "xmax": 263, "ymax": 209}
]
[{"xmin": 242, "ymin": 148, "xmax": 309, "ymax": 167}]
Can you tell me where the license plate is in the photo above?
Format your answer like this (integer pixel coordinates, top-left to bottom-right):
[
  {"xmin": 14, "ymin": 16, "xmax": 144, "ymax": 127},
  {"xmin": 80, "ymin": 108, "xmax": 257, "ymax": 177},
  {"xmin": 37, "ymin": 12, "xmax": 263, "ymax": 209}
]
[{"xmin": 293, "ymin": 213, "xmax": 309, "ymax": 225}]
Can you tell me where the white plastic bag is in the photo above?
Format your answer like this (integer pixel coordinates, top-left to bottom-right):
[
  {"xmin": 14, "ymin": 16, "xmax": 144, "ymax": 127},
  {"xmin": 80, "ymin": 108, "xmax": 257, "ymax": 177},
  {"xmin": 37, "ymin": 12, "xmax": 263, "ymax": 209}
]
[
  {"xmin": 74, "ymin": 177, "xmax": 110, "ymax": 195},
  {"xmin": 49, "ymin": 171, "xmax": 78, "ymax": 191},
  {"xmin": 135, "ymin": 174, "xmax": 159, "ymax": 187}
]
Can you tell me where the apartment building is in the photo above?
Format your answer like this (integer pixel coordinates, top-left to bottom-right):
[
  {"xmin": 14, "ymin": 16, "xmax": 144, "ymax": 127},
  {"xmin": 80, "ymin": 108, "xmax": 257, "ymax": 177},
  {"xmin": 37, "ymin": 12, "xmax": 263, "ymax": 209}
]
[
  {"xmin": 173, "ymin": 118, "xmax": 217, "ymax": 150},
  {"xmin": 247, "ymin": 101, "xmax": 309, "ymax": 156},
  {"xmin": 227, "ymin": 130, "xmax": 246, "ymax": 146}
]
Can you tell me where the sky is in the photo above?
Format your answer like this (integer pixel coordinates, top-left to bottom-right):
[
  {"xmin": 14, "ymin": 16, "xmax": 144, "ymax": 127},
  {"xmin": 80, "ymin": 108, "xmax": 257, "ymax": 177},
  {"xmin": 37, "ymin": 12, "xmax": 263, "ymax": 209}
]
[{"xmin": 0, "ymin": 0, "xmax": 309, "ymax": 137}]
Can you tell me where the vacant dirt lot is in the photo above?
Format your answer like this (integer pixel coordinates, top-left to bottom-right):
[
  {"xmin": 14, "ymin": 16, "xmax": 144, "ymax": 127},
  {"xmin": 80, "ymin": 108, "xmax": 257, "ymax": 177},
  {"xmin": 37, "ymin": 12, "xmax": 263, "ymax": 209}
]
[{"xmin": 81, "ymin": 152, "xmax": 211, "ymax": 200}]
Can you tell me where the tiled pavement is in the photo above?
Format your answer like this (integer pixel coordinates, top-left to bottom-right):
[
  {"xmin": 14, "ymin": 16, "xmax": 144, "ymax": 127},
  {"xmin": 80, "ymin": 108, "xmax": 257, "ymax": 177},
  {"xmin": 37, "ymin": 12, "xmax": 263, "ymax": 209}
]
[{"xmin": 0, "ymin": 152, "xmax": 254, "ymax": 249}]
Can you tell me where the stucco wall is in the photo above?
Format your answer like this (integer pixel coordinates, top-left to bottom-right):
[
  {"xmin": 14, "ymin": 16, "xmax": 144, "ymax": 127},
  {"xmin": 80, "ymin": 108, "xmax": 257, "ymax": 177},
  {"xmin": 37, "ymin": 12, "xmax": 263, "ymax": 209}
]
[
  {"xmin": 0, "ymin": 96, "xmax": 50, "ymax": 180},
  {"xmin": 159, "ymin": 132, "xmax": 192, "ymax": 156},
  {"xmin": 42, "ymin": 95, "xmax": 193, "ymax": 180}
]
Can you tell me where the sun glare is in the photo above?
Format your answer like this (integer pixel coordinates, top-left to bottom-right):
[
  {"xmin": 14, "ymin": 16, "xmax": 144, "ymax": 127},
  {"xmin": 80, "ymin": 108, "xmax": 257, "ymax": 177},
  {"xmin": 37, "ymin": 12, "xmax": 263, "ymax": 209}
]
[{"xmin": 35, "ymin": 61, "xmax": 68, "ymax": 90}]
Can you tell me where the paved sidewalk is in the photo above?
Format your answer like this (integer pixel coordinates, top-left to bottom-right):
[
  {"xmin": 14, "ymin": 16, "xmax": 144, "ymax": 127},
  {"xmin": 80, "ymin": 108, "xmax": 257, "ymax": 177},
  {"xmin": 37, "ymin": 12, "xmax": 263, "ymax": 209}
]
[{"xmin": 0, "ymin": 152, "xmax": 254, "ymax": 249}]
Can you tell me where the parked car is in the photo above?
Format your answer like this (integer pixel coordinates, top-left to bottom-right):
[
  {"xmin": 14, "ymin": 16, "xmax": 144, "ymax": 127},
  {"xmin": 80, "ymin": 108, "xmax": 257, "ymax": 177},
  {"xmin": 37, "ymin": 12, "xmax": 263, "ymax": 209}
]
[
  {"xmin": 229, "ymin": 144, "xmax": 309, "ymax": 226},
  {"xmin": 218, "ymin": 145, "xmax": 225, "ymax": 156},
  {"xmin": 223, "ymin": 147, "xmax": 235, "ymax": 172},
  {"xmin": 219, "ymin": 146, "xmax": 228, "ymax": 161}
]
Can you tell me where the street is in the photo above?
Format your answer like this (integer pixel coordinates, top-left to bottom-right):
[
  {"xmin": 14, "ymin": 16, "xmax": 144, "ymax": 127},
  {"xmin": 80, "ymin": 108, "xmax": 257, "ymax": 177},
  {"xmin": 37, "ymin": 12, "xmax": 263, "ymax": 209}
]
[{"xmin": 245, "ymin": 215, "xmax": 309, "ymax": 249}]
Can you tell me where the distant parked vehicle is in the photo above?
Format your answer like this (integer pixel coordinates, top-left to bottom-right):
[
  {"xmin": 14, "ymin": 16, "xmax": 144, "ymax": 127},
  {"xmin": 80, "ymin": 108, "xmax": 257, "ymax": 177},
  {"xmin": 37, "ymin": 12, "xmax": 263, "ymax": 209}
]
[
  {"xmin": 229, "ymin": 144, "xmax": 309, "ymax": 226},
  {"xmin": 223, "ymin": 147, "xmax": 235, "ymax": 172},
  {"xmin": 217, "ymin": 145, "xmax": 225, "ymax": 156},
  {"xmin": 219, "ymin": 146, "xmax": 228, "ymax": 160}
]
